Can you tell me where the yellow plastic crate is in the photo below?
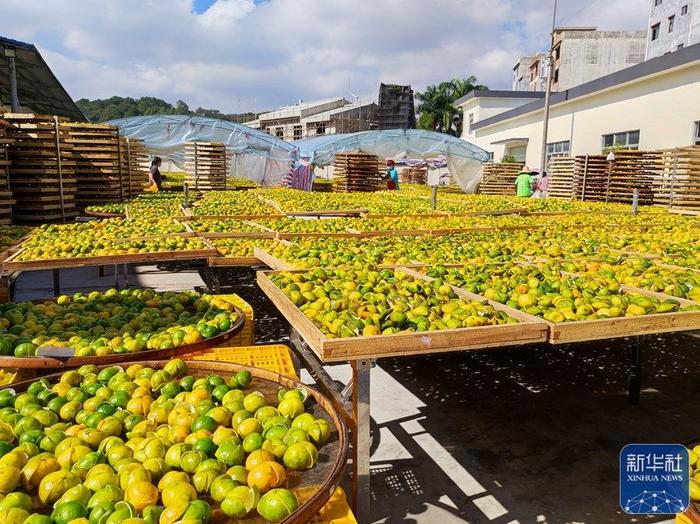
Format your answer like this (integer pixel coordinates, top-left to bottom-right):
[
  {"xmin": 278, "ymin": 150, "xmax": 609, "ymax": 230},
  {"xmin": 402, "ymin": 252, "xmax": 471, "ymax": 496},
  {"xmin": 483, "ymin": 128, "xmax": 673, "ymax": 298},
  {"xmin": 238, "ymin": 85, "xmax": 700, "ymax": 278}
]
[
  {"xmin": 215, "ymin": 293, "xmax": 254, "ymax": 346},
  {"xmin": 186, "ymin": 344, "xmax": 297, "ymax": 379},
  {"xmin": 296, "ymin": 486, "xmax": 357, "ymax": 524}
]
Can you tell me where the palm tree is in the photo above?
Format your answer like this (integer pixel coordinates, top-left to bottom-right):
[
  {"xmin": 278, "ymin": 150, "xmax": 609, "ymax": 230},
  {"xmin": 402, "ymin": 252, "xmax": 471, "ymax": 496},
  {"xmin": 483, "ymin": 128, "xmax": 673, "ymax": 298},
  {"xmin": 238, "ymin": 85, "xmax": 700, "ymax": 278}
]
[{"xmin": 416, "ymin": 76, "xmax": 487, "ymax": 137}]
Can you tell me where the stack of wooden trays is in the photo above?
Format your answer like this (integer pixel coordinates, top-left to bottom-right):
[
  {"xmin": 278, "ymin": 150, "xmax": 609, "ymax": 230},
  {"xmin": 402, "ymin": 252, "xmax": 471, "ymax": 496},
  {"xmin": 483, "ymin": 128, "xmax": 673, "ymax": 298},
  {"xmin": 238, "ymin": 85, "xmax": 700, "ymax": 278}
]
[
  {"xmin": 547, "ymin": 156, "xmax": 575, "ymax": 199},
  {"xmin": 62, "ymin": 123, "xmax": 125, "ymax": 208},
  {"xmin": 3, "ymin": 113, "xmax": 77, "ymax": 222},
  {"xmin": 185, "ymin": 142, "xmax": 228, "ymax": 193},
  {"xmin": 479, "ymin": 162, "xmax": 524, "ymax": 195},
  {"xmin": 653, "ymin": 145, "xmax": 700, "ymax": 211},
  {"xmin": 572, "ymin": 155, "xmax": 608, "ymax": 202},
  {"xmin": 399, "ymin": 167, "xmax": 427, "ymax": 185},
  {"xmin": 312, "ymin": 179, "xmax": 334, "ymax": 192},
  {"xmin": 120, "ymin": 137, "xmax": 149, "ymax": 198},
  {"xmin": 0, "ymin": 120, "xmax": 16, "ymax": 224},
  {"xmin": 333, "ymin": 153, "xmax": 381, "ymax": 192},
  {"xmin": 606, "ymin": 150, "xmax": 656, "ymax": 204}
]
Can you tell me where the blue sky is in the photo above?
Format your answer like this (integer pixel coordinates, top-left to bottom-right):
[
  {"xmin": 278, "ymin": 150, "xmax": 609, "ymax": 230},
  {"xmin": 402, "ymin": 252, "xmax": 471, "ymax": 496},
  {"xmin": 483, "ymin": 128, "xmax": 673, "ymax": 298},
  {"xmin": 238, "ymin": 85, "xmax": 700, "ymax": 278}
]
[{"xmin": 3, "ymin": 0, "xmax": 650, "ymax": 113}]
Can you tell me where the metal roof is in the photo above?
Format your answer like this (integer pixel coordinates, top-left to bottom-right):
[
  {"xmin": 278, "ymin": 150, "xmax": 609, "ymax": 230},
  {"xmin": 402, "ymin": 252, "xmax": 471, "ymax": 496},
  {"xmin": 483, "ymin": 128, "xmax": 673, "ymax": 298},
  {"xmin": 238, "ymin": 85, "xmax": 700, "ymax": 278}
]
[{"xmin": 0, "ymin": 35, "xmax": 86, "ymax": 122}]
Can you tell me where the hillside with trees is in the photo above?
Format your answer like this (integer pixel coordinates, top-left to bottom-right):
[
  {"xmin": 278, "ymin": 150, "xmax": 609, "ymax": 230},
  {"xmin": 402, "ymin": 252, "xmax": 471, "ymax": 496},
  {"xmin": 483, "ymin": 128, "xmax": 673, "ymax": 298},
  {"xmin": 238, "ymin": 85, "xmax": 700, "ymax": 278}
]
[{"xmin": 76, "ymin": 96, "xmax": 258, "ymax": 124}]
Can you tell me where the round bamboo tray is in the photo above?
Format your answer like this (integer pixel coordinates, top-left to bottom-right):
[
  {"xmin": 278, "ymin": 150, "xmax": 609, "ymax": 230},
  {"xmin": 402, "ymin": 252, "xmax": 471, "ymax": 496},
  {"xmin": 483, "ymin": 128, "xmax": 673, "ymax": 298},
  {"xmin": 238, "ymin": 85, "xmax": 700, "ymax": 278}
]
[
  {"xmin": 0, "ymin": 306, "xmax": 245, "ymax": 370},
  {"xmin": 11, "ymin": 359, "xmax": 349, "ymax": 524}
]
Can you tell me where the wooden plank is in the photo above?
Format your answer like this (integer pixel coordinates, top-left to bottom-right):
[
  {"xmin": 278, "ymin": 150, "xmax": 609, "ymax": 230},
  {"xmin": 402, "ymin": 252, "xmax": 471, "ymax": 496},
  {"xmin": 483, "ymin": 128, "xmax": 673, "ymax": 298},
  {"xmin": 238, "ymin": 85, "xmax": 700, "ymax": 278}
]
[
  {"xmin": 548, "ymin": 310, "xmax": 700, "ymax": 344},
  {"xmin": 252, "ymin": 247, "xmax": 298, "ymax": 270},
  {"xmin": 3, "ymin": 246, "xmax": 218, "ymax": 272}
]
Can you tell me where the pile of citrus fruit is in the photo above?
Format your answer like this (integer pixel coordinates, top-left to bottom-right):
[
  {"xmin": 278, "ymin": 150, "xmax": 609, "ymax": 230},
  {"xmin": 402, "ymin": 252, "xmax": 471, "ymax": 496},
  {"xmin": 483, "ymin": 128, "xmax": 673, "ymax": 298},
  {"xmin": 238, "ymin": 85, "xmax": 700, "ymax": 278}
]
[
  {"xmin": 0, "ymin": 289, "xmax": 241, "ymax": 357},
  {"xmin": 84, "ymin": 203, "xmax": 126, "ymax": 216},
  {"xmin": 270, "ymin": 267, "xmax": 517, "ymax": 337},
  {"xmin": 191, "ymin": 192, "xmax": 278, "ymax": 217},
  {"xmin": 0, "ymin": 359, "xmax": 331, "ymax": 522}
]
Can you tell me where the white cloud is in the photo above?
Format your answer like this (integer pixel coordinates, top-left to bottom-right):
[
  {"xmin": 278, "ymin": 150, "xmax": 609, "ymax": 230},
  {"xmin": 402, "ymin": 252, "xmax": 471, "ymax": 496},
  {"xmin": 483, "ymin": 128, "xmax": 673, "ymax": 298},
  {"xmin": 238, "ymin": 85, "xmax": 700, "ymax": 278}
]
[{"xmin": 2, "ymin": 0, "xmax": 650, "ymax": 113}]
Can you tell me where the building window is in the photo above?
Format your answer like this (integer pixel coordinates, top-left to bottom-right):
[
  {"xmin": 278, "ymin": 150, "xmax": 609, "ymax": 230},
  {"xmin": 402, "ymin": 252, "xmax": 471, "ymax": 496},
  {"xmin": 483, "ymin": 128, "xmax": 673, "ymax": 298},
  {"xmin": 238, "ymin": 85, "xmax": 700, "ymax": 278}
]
[
  {"xmin": 553, "ymin": 68, "xmax": 559, "ymax": 84},
  {"xmin": 602, "ymin": 130, "xmax": 640, "ymax": 151},
  {"xmin": 275, "ymin": 128, "xmax": 284, "ymax": 138},
  {"xmin": 654, "ymin": 0, "xmax": 662, "ymax": 6},
  {"xmin": 668, "ymin": 15, "xmax": 675, "ymax": 32},
  {"xmin": 694, "ymin": 121, "xmax": 700, "ymax": 145},
  {"xmin": 486, "ymin": 152, "xmax": 494, "ymax": 161},
  {"xmin": 681, "ymin": 4, "xmax": 688, "ymax": 14},
  {"xmin": 315, "ymin": 123, "xmax": 326, "ymax": 135},
  {"xmin": 651, "ymin": 23, "xmax": 660, "ymax": 40},
  {"xmin": 293, "ymin": 125, "xmax": 302, "ymax": 140},
  {"xmin": 546, "ymin": 140, "xmax": 570, "ymax": 158},
  {"xmin": 468, "ymin": 113, "xmax": 474, "ymax": 133}
]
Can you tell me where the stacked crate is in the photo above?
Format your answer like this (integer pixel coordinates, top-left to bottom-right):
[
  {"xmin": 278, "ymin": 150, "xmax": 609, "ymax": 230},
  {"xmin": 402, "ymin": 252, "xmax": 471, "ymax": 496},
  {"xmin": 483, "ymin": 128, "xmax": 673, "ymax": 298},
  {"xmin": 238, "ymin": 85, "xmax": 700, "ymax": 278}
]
[
  {"xmin": 3, "ymin": 113, "xmax": 77, "ymax": 222},
  {"xmin": 333, "ymin": 153, "xmax": 381, "ymax": 192},
  {"xmin": 547, "ymin": 156, "xmax": 575, "ymax": 199},
  {"xmin": 572, "ymin": 155, "xmax": 608, "ymax": 202},
  {"xmin": 120, "ymin": 137, "xmax": 149, "ymax": 198},
  {"xmin": 185, "ymin": 142, "xmax": 228, "ymax": 192},
  {"xmin": 312, "ymin": 179, "xmax": 334, "ymax": 192},
  {"xmin": 62, "ymin": 123, "xmax": 124, "ymax": 208},
  {"xmin": 605, "ymin": 150, "xmax": 656, "ymax": 204},
  {"xmin": 653, "ymin": 146, "xmax": 700, "ymax": 211},
  {"xmin": 479, "ymin": 162, "xmax": 524, "ymax": 195},
  {"xmin": 0, "ymin": 120, "xmax": 15, "ymax": 224},
  {"xmin": 399, "ymin": 167, "xmax": 427, "ymax": 185},
  {"xmin": 572, "ymin": 152, "xmax": 656, "ymax": 204}
]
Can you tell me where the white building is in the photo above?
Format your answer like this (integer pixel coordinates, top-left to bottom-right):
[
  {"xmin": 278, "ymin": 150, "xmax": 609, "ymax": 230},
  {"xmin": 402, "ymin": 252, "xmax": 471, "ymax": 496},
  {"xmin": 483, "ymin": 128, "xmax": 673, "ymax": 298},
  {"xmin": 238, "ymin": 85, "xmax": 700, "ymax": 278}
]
[
  {"xmin": 457, "ymin": 43, "xmax": 700, "ymax": 168},
  {"xmin": 243, "ymin": 97, "xmax": 377, "ymax": 141},
  {"xmin": 646, "ymin": 0, "xmax": 700, "ymax": 58}
]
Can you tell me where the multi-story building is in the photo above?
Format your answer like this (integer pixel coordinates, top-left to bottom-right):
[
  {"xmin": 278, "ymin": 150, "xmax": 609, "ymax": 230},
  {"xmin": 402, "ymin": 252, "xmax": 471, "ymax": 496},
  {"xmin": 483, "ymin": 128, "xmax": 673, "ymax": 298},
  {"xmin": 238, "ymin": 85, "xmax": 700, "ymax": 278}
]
[
  {"xmin": 511, "ymin": 28, "xmax": 647, "ymax": 92},
  {"xmin": 646, "ymin": 0, "xmax": 700, "ymax": 58},
  {"xmin": 550, "ymin": 27, "xmax": 647, "ymax": 91},
  {"xmin": 243, "ymin": 97, "xmax": 377, "ymax": 141},
  {"xmin": 512, "ymin": 53, "xmax": 548, "ymax": 91},
  {"xmin": 458, "ymin": 43, "xmax": 700, "ymax": 168}
]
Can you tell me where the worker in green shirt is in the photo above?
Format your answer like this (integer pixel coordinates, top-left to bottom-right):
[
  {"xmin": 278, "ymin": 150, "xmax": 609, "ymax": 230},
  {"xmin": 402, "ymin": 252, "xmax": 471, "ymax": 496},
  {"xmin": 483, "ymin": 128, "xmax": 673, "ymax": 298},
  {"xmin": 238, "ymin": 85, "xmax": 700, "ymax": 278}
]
[{"xmin": 514, "ymin": 168, "xmax": 534, "ymax": 197}]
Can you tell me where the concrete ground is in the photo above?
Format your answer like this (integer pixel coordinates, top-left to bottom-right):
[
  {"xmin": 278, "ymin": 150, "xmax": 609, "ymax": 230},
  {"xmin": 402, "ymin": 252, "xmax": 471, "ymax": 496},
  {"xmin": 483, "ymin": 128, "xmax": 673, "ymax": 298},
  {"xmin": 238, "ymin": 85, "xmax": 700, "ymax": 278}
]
[{"xmin": 13, "ymin": 264, "xmax": 694, "ymax": 524}]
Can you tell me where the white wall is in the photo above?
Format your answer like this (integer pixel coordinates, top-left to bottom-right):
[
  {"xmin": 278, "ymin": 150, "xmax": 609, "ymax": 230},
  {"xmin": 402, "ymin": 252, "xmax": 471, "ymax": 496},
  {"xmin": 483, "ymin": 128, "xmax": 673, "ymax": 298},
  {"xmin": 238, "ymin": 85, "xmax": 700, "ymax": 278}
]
[
  {"xmin": 558, "ymin": 33, "xmax": 646, "ymax": 90},
  {"xmin": 647, "ymin": 0, "xmax": 700, "ymax": 58},
  {"xmin": 468, "ymin": 60, "xmax": 700, "ymax": 168}
]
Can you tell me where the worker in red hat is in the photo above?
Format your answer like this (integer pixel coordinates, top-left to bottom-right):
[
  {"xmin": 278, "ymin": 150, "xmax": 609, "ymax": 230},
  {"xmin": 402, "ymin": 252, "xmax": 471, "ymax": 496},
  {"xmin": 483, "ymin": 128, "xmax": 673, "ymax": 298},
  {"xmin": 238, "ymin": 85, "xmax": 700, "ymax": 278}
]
[{"xmin": 385, "ymin": 159, "xmax": 399, "ymax": 190}]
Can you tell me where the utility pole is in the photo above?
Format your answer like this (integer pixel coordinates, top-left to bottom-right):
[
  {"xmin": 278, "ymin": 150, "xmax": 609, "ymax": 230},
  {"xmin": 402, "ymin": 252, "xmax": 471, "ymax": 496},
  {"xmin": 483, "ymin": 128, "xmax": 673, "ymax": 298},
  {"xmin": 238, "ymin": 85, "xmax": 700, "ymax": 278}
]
[{"xmin": 539, "ymin": 0, "xmax": 558, "ymax": 174}]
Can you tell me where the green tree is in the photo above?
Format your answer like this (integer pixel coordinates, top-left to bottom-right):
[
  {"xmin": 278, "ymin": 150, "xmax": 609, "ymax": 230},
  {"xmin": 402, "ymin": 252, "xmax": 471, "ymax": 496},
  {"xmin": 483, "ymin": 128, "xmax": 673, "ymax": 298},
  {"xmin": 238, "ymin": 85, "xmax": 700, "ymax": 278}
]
[{"xmin": 416, "ymin": 76, "xmax": 487, "ymax": 137}]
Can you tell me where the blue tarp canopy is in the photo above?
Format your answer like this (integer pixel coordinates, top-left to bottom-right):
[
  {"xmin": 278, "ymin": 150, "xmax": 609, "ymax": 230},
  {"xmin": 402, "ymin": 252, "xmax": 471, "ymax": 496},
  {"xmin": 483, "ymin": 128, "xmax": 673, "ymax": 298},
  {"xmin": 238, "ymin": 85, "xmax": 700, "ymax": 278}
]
[
  {"xmin": 295, "ymin": 129, "xmax": 490, "ymax": 191},
  {"xmin": 108, "ymin": 115, "xmax": 294, "ymax": 186}
]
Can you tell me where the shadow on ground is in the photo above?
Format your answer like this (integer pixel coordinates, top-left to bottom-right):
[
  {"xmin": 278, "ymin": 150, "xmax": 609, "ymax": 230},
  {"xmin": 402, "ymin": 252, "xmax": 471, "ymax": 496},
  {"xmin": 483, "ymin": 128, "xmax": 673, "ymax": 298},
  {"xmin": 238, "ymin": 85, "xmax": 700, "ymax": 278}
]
[{"xmin": 371, "ymin": 335, "xmax": 698, "ymax": 523}]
